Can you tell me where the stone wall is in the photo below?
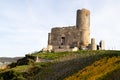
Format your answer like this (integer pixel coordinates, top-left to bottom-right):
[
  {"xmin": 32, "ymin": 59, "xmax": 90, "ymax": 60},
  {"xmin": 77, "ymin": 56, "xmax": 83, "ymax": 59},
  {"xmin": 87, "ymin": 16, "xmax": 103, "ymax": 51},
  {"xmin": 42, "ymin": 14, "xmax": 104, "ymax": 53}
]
[
  {"xmin": 49, "ymin": 26, "xmax": 81, "ymax": 50},
  {"xmin": 47, "ymin": 8, "xmax": 105, "ymax": 52}
]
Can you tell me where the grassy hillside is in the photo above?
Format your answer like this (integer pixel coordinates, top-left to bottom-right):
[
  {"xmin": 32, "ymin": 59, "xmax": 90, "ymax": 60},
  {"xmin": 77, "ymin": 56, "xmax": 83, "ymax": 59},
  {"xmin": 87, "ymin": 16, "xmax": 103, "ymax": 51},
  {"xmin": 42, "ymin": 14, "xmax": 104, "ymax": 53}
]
[
  {"xmin": 0, "ymin": 50, "xmax": 120, "ymax": 80},
  {"xmin": 64, "ymin": 56, "xmax": 120, "ymax": 80}
]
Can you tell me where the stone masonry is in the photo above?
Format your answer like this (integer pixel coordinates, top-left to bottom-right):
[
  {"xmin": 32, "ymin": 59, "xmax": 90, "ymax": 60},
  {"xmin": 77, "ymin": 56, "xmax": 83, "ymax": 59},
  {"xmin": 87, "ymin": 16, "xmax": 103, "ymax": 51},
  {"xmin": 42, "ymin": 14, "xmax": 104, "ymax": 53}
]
[{"xmin": 44, "ymin": 8, "xmax": 105, "ymax": 52}]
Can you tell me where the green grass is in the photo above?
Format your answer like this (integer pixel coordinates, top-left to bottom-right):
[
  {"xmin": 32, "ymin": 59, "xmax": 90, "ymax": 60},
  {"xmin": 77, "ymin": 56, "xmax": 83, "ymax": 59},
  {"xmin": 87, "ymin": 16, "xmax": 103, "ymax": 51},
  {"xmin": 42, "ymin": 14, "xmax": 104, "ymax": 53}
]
[
  {"xmin": 12, "ymin": 65, "xmax": 33, "ymax": 72},
  {"xmin": 32, "ymin": 50, "xmax": 120, "ymax": 80},
  {"xmin": 31, "ymin": 50, "xmax": 115, "ymax": 59},
  {"xmin": 0, "ymin": 62, "xmax": 53, "ymax": 80},
  {"xmin": 0, "ymin": 50, "xmax": 120, "ymax": 80},
  {"xmin": 31, "ymin": 51, "xmax": 73, "ymax": 59}
]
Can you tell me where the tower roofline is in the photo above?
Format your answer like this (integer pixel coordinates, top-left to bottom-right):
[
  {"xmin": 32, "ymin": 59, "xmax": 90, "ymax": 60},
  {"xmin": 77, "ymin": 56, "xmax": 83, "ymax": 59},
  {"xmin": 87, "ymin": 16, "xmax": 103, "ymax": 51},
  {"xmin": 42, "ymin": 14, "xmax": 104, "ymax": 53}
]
[{"xmin": 77, "ymin": 8, "xmax": 90, "ymax": 14}]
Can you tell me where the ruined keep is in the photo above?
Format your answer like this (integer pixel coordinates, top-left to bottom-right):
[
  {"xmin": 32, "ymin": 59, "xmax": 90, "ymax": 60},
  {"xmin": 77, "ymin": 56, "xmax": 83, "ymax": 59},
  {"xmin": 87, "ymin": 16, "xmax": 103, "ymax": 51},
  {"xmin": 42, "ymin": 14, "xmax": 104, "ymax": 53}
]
[{"xmin": 46, "ymin": 8, "xmax": 105, "ymax": 52}]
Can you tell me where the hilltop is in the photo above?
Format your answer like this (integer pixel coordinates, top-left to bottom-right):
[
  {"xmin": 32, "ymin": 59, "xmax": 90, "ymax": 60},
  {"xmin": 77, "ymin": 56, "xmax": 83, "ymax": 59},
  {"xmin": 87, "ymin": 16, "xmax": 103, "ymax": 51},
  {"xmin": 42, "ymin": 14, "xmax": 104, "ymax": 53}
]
[
  {"xmin": 0, "ymin": 57, "xmax": 22, "ymax": 62},
  {"xmin": 0, "ymin": 50, "xmax": 120, "ymax": 80}
]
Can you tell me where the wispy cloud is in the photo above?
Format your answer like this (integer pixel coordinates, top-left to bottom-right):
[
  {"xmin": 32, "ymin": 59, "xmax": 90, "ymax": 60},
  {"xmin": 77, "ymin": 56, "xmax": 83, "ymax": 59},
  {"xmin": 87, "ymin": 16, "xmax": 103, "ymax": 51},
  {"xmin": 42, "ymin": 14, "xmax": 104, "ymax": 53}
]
[{"xmin": 0, "ymin": 0, "xmax": 120, "ymax": 57}]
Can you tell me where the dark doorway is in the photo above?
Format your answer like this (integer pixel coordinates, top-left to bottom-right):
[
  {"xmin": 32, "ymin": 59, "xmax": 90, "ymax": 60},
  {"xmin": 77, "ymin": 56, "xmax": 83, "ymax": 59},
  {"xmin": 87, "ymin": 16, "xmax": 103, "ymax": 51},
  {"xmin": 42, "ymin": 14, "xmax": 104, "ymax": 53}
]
[{"xmin": 61, "ymin": 37, "xmax": 65, "ymax": 45}]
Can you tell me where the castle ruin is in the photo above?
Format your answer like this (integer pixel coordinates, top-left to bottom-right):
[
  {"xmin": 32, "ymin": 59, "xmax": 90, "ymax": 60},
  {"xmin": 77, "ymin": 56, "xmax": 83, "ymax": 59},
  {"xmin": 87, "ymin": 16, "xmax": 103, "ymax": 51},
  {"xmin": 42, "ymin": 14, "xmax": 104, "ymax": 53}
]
[{"xmin": 44, "ymin": 8, "xmax": 105, "ymax": 52}]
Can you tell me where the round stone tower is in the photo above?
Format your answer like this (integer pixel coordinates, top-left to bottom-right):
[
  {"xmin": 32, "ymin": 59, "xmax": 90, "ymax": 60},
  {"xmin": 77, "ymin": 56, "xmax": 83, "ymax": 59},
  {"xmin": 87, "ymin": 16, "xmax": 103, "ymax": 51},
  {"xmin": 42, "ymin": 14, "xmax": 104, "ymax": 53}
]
[
  {"xmin": 91, "ymin": 38, "xmax": 97, "ymax": 50},
  {"xmin": 76, "ymin": 8, "xmax": 90, "ymax": 48}
]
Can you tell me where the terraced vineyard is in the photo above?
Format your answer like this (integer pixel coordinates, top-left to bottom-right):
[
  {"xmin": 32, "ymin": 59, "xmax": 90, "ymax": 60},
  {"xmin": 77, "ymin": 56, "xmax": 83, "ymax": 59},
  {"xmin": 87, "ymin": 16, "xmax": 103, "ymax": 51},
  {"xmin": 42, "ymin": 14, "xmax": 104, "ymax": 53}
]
[
  {"xmin": 64, "ymin": 56, "xmax": 120, "ymax": 80},
  {"xmin": 0, "ymin": 50, "xmax": 120, "ymax": 80}
]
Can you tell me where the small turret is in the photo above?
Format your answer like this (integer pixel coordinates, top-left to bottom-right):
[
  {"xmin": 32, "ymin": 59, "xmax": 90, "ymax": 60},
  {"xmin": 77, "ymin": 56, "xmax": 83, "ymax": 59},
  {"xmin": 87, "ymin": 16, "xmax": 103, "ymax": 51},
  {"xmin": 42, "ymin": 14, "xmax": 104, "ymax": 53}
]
[
  {"xmin": 91, "ymin": 38, "xmax": 97, "ymax": 50},
  {"xmin": 100, "ymin": 40, "xmax": 105, "ymax": 50}
]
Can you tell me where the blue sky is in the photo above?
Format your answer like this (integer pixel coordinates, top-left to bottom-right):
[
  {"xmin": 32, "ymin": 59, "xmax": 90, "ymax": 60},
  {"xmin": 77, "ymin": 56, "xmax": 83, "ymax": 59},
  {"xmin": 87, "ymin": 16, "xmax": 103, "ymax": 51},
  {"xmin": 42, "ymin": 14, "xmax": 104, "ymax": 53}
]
[{"xmin": 0, "ymin": 0, "xmax": 120, "ymax": 57}]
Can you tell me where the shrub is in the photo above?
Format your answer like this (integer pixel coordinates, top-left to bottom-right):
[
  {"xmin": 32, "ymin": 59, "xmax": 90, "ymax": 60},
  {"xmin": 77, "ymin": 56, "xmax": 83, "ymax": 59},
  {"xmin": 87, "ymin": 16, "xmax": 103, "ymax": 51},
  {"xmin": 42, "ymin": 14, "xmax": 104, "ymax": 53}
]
[{"xmin": 0, "ymin": 70, "xmax": 26, "ymax": 80}]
